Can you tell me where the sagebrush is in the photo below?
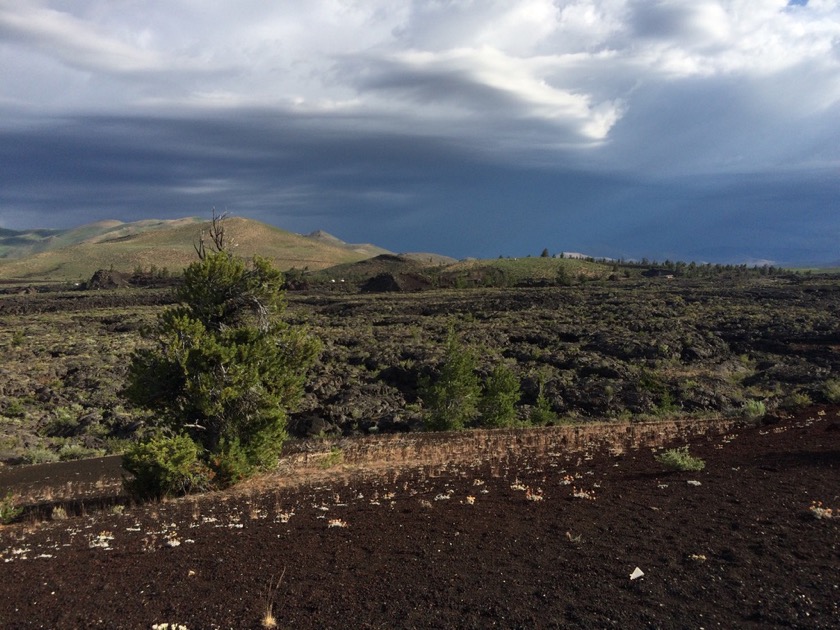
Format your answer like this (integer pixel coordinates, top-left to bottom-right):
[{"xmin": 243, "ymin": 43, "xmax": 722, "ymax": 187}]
[{"xmin": 655, "ymin": 446, "xmax": 706, "ymax": 472}]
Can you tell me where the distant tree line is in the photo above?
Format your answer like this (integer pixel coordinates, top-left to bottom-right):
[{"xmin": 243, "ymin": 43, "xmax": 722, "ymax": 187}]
[{"xmin": 616, "ymin": 258, "xmax": 787, "ymax": 279}]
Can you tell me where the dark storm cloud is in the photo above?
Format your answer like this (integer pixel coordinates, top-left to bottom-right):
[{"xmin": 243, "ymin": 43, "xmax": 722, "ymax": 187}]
[
  {"xmin": 1, "ymin": 109, "xmax": 838, "ymax": 265},
  {"xmin": 0, "ymin": 112, "xmax": 508, "ymax": 234}
]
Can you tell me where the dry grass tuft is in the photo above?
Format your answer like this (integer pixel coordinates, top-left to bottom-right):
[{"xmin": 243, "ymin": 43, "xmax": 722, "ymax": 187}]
[{"xmin": 262, "ymin": 568, "xmax": 285, "ymax": 629}]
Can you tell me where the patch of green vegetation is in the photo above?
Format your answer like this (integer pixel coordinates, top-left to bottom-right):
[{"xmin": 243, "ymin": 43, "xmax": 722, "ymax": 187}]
[
  {"xmin": 0, "ymin": 492, "xmax": 23, "ymax": 525},
  {"xmin": 123, "ymin": 216, "xmax": 320, "ymax": 496},
  {"xmin": 528, "ymin": 370, "xmax": 559, "ymax": 425},
  {"xmin": 420, "ymin": 331, "xmax": 481, "ymax": 431},
  {"xmin": 781, "ymin": 392, "xmax": 812, "ymax": 410},
  {"xmin": 122, "ymin": 432, "xmax": 213, "ymax": 499},
  {"xmin": 444, "ymin": 256, "xmax": 608, "ymax": 287},
  {"xmin": 4, "ymin": 398, "xmax": 26, "ymax": 419},
  {"xmin": 789, "ymin": 266, "xmax": 840, "ymax": 274},
  {"xmin": 741, "ymin": 399, "xmax": 766, "ymax": 419},
  {"xmin": 821, "ymin": 379, "xmax": 840, "ymax": 403},
  {"xmin": 101, "ymin": 437, "xmax": 133, "ymax": 455},
  {"xmin": 478, "ymin": 363, "xmax": 521, "ymax": 428},
  {"xmin": 58, "ymin": 443, "xmax": 104, "ymax": 462},
  {"xmin": 655, "ymin": 446, "xmax": 706, "ymax": 472},
  {"xmin": 319, "ymin": 446, "xmax": 345, "ymax": 469},
  {"xmin": 21, "ymin": 447, "xmax": 59, "ymax": 465}
]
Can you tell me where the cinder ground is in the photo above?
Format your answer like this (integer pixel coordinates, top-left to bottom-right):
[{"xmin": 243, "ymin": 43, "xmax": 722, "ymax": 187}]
[{"xmin": 1, "ymin": 407, "xmax": 837, "ymax": 629}]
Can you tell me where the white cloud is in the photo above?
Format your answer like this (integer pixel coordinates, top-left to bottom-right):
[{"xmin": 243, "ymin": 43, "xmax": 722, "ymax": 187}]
[
  {"xmin": 601, "ymin": 0, "xmax": 840, "ymax": 85},
  {"xmin": 0, "ymin": 1, "xmax": 171, "ymax": 73},
  {"xmin": 0, "ymin": 0, "xmax": 838, "ymax": 169}
]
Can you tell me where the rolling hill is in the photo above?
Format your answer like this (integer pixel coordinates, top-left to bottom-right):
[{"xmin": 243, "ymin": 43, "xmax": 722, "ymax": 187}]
[{"xmin": 0, "ymin": 217, "xmax": 391, "ymax": 281}]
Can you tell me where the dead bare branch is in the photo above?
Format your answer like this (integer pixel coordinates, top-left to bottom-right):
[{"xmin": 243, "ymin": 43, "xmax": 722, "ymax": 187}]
[{"xmin": 194, "ymin": 209, "xmax": 230, "ymax": 259}]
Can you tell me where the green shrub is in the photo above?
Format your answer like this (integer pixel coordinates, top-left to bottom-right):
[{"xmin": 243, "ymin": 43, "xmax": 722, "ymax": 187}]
[
  {"xmin": 0, "ymin": 491, "xmax": 23, "ymax": 524},
  {"xmin": 4, "ymin": 398, "xmax": 26, "ymax": 419},
  {"xmin": 421, "ymin": 332, "xmax": 481, "ymax": 431},
  {"xmin": 821, "ymin": 379, "xmax": 840, "ymax": 403},
  {"xmin": 741, "ymin": 399, "xmax": 766, "ymax": 419},
  {"xmin": 655, "ymin": 446, "xmax": 706, "ymax": 472},
  {"xmin": 478, "ymin": 363, "xmax": 521, "ymax": 428},
  {"xmin": 555, "ymin": 266, "xmax": 573, "ymax": 286},
  {"xmin": 655, "ymin": 391, "xmax": 679, "ymax": 416},
  {"xmin": 21, "ymin": 447, "xmax": 59, "ymax": 465},
  {"xmin": 781, "ymin": 392, "xmax": 812, "ymax": 410},
  {"xmin": 122, "ymin": 432, "xmax": 214, "ymax": 500},
  {"xmin": 58, "ymin": 444, "xmax": 104, "ymax": 462},
  {"xmin": 319, "ymin": 446, "xmax": 345, "ymax": 469},
  {"xmin": 529, "ymin": 372, "xmax": 558, "ymax": 426},
  {"xmin": 529, "ymin": 398, "xmax": 557, "ymax": 425},
  {"xmin": 209, "ymin": 438, "xmax": 255, "ymax": 487}
]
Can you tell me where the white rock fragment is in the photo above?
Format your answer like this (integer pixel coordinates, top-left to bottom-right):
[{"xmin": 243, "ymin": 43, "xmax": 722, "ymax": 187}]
[
  {"xmin": 687, "ymin": 480, "xmax": 702, "ymax": 486},
  {"xmin": 630, "ymin": 567, "xmax": 645, "ymax": 580}
]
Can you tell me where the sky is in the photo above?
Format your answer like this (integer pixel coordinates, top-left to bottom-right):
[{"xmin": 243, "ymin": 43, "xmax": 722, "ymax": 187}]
[{"xmin": 1, "ymin": 0, "xmax": 838, "ymax": 265}]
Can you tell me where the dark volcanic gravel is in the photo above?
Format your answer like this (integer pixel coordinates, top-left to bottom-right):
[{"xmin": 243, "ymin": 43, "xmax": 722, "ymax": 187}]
[{"xmin": 1, "ymin": 408, "xmax": 838, "ymax": 629}]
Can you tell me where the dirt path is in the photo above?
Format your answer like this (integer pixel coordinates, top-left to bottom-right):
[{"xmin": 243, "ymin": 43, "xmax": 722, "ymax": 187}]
[{"xmin": 0, "ymin": 456, "xmax": 123, "ymax": 496}]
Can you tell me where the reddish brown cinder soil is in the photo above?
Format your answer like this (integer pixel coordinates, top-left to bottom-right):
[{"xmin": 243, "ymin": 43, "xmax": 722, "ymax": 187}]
[{"xmin": 1, "ymin": 408, "xmax": 838, "ymax": 629}]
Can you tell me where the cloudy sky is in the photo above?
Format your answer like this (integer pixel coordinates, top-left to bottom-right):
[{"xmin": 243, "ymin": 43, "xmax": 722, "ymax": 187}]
[{"xmin": 1, "ymin": 0, "xmax": 838, "ymax": 264}]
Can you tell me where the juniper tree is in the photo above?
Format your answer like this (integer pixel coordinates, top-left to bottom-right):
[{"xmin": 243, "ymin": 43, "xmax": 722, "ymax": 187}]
[
  {"xmin": 421, "ymin": 331, "xmax": 481, "ymax": 431},
  {"xmin": 478, "ymin": 363, "xmax": 521, "ymax": 428},
  {"xmin": 124, "ymin": 214, "xmax": 320, "ymax": 493}
]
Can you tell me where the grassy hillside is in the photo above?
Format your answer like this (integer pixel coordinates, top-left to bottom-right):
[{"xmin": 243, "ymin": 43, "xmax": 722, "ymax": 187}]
[
  {"xmin": 443, "ymin": 256, "xmax": 610, "ymax": 285},
  {"xmin": 0, "ymin": 219, "xmax": 202, "ymax": 260},
  {"xmin": 307, "ymin": 253, "xmax": 613, "ymax": 290},
  {"xmin": 0, "ymin": 217, "xmax": 390, "ymax": 282},
  {"xmin": 0, "ymin": 228, "xmax": 64, "ymax": 258}
]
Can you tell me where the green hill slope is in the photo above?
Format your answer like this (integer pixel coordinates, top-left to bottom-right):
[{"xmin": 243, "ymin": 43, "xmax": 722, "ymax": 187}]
[
  {"xmin": 307, "ymin": 253, "xmax": 613, "ymax": 290},
  {"xmin": 442, "ymin": 256, "xmax": 609, "ymax": 285},
  {"xmin": 0, "ymin": 217, "xmax": 390, "ymax": 281}
]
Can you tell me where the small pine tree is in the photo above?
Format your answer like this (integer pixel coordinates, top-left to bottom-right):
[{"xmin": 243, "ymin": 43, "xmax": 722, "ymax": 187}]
[
  {"xmin": 124, "ymin": 214, "xmax": 320, "ymax": 494},
  {"xmin": 421, "ymin": 332, "xmax": 481, "ymax": 431},
  {"xmin": 540, "ymin": 248, "xmax": 550, "ymax": 258},
  {"xmin": 529, "ymin": 372, "xmax": 558, "ymax": 425},
  {"xmin": 478, "ymin": 363, "xmax": 521, "ymax": 428}
]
